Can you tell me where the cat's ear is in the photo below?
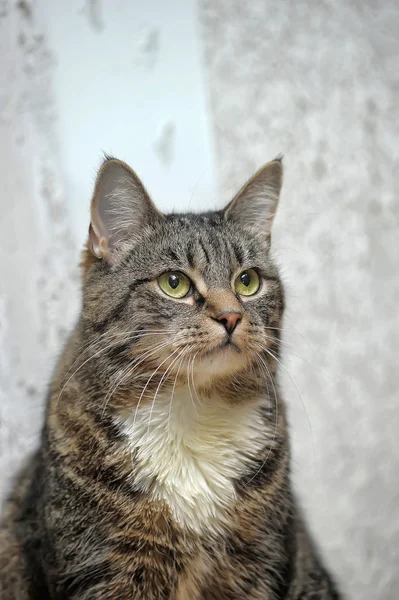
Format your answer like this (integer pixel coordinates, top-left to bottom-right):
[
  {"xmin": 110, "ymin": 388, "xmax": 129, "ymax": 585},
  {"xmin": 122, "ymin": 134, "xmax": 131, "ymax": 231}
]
[
  {"xmin": 224, "ymin": 157, "xmax": 283, "ymax": 236},
  {"xmin": 88, "ymin": 157, "xmax": 161, "ymax": 262}
]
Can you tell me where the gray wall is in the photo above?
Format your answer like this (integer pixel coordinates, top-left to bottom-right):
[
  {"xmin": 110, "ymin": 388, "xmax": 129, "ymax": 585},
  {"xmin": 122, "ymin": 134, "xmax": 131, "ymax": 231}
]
[{"xmin": 199, "ymin": 1, "xmax": 399, "ymax": 597}]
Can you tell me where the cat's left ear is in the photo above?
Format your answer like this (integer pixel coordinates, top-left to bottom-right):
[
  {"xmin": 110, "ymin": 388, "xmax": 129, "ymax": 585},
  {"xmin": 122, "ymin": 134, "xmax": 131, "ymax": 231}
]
[
  {"xmin": 224, "ymin": 157, "xmax": 283, "ymax": 236},
  {"xmin": 88, "ymin": 157, "xmax": 162, "ymax": 263}
]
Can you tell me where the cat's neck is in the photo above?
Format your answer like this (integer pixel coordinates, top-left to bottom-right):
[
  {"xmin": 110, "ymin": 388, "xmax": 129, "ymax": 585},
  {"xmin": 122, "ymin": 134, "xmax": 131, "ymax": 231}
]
[{"xmin": 115, "ymin": 384, "xmax": 279, "ymax": 532}]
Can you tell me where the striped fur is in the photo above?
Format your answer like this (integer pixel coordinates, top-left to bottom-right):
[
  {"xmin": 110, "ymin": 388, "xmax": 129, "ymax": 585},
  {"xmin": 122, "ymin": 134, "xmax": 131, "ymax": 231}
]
[{"xmin": 0, "ymin": 158, "xmax": 341, "ymax": 599}]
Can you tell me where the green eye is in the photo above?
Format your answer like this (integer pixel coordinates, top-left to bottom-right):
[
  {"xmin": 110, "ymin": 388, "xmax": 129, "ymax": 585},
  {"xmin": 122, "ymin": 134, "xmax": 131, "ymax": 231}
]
[
  {"xmin": 158, "ymin": 271, "xmax": 192, "ymax": 299},
  {"xmin": 234, "ymin": 269, "xmax": 260, "ymax": 296}
]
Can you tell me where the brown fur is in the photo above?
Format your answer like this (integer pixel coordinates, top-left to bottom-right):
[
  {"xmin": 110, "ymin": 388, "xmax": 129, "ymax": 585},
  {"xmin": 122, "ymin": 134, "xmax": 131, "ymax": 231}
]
[{"xmin": 0, "ymin": 158, "xmax": 341, "ymax": 599}]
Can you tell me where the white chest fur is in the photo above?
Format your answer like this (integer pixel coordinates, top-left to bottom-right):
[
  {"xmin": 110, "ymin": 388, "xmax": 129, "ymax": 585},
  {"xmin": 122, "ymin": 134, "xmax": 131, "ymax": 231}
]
[{"xmin": 117, "ymin": 387, "xmax": 273, "ymax": 532}]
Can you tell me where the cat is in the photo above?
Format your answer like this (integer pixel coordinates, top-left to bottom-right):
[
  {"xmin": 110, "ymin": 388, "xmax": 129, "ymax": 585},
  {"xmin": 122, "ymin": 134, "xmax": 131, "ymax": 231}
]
[{"xmin": 0, "ymin": 156, "xmax": 341, "ymax": 599}]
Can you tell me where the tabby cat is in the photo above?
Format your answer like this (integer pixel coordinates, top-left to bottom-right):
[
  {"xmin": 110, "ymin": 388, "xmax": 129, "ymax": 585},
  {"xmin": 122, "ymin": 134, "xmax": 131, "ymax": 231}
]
[{"xmin": 0, "ymin": 156, "xmax": 341, "ymax": 599}]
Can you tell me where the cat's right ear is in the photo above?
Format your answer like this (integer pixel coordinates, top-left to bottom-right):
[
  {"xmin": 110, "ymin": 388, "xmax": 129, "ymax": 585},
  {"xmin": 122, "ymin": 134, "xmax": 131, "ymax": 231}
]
[{"xmin": 88, "ymin": 157, "xmax": 161, "ymax": 263}]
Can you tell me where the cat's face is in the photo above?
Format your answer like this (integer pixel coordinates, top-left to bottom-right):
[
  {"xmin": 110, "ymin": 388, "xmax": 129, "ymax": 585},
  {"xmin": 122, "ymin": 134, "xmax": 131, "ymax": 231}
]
[{"xmin": 82, "ymin": 157, "xmax": 284, "ymax": 396}]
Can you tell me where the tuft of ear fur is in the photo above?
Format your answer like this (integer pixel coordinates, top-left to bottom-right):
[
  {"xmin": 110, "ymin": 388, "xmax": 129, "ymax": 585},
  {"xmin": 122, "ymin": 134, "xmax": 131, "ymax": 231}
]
[
  {"xmin": 88, "ymin": 156, "xmax": 161, "ymax": 262},
  {"xmin": 224, "ymin": 157, "xmax": 283, "ymax": 236}
]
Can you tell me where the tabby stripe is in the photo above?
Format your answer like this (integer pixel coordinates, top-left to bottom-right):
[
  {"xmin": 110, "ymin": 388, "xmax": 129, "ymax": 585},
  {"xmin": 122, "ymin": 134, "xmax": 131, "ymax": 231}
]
[
  {"xmin": 232, "ymin": 242, "xmax": 245, "ymax": 265},
  {"xmin": 272, "ymin": 507, "xmax": 297, "ymax": 599},
  {"xmin": 89, "ymin": 278, "xmax": 152, "ymax": 332},
  {"xmin": 186, "ymin": 243, "xmax": 195, "ymax": 269},
  {"xmin": 198, "ymin": 237, "xmax": 211, "ymax": 264},
  {"xmin": 61, "ymin": 561, "xmax": 113, "ymax": 597}
]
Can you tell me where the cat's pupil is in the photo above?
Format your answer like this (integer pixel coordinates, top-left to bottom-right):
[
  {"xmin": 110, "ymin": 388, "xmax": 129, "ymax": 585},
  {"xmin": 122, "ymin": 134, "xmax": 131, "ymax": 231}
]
[
  {"xmin": 168, "ymin": 274, "xmax": 180, "ymax": 289},
  {"xmin": 241, "ymin": 272, "xmax": 250, "ymax": 287}
]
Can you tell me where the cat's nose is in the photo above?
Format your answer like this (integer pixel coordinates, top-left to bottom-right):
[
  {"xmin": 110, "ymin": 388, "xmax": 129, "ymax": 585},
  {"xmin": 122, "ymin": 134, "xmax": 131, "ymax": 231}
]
[{"xmin": 213, "ymin": 312, "xmax": 242, "ymax": 335}]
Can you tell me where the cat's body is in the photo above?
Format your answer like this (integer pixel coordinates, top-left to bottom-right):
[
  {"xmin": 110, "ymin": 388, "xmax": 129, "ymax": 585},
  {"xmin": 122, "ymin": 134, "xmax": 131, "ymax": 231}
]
[{"xmin": 0, "ymin": 158, "xmax": 341, "ymax": 599}]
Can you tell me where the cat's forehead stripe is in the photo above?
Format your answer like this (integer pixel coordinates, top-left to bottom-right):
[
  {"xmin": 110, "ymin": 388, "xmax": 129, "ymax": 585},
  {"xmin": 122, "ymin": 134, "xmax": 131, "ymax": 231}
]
[{"xmin": 180, "ymin": 224, "xmax": 235, "ymax": 272}]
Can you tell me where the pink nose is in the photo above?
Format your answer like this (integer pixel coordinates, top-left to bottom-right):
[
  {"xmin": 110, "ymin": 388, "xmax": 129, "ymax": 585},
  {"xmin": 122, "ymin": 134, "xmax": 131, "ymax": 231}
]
[{"xmin": 213, "ymin": 312, "xmax": 242, "ymax": 335}]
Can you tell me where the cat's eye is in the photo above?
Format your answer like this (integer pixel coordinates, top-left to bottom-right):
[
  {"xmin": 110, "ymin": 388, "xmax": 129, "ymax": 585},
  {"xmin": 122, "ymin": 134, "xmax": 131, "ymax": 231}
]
[
  {"xmin": 234, "ymin": 269, "xmax": 260, "ymax": 296},
  {"xmin": 158, "ymin": 271, "xmax": 192, "ymax": 299}
]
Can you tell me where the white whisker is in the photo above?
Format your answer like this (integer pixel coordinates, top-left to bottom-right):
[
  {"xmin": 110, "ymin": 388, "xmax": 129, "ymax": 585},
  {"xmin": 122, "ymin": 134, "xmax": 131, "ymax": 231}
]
[
  {"xmin": 186, "ymin": 354, "xmax": 199, "ymax": 417},
  {"xmin": 190, "ymin": 351, "xmax": 202, "ymax": 410},
  {"xmin": 58, "ymin": 329, "xmax": 169, "ymax": 406},
  {"xmin": 102, "ymin": 340, "xmax": 173, "ymax": 414},
  {"xmin": 259, "ymin": 344, "xmax": 315, "ymax": 469},
  {"xmin": 130, "ymin": 342, "xmax": 183, "ymax": 433},
  {"xmin": 146, "ymin": 348, "xmax": 188, "ymax": 433},
  {"xmin": 167, "ymin": 348, "xmax": 189, "ymax": 435},
  {"xmin": 242, "ymin": 352, "xmax": 279, "ymax": 488}
]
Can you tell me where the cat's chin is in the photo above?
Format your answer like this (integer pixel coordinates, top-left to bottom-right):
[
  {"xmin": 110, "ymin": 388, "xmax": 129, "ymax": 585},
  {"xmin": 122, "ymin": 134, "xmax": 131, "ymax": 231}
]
[{"xmin": 193, "ymin": 344, "xmax": 250, "ymax": 384}]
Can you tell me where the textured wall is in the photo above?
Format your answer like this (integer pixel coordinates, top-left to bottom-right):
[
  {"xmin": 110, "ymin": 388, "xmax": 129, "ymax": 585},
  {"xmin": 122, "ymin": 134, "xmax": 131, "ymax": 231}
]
[
  {"xmin": 37, "ymin": 0, "xmax": 216, "ymax": 247},
  {"xmin": 199, "ymin": 1, "xmax": 399, "ymax": 598},
  {"xmin": 0, "ymin": 0, "xmax": 79, "ymax": 499}
]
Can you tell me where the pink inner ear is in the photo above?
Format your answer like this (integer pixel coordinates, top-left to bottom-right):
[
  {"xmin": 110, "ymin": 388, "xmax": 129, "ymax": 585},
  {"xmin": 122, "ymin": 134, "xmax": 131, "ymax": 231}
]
[
  {"xmin": 88, "ymin": 158, "xmax": 162, "ymax": 261},
  {"xmin": 91, "ymin": 174, "xmax": 115, "ymax": 241},
  {"xmin": 89, "ymin": 162, "xmax": 127, "ymax": 258},
  {"xmin": 89, "ymin": 223, "xmax": 109, "ymax": 259},
  {"xmin": 224, "ymin": 160, "xmax": 282, "ymax": 235}
]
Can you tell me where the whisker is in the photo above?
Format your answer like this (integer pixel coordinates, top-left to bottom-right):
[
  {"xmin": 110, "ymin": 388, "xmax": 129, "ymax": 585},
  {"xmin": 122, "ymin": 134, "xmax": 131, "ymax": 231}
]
[
  {"xmin": 66, "ymin": 329, "xmax": 167, "ymax": 373},
  {"xmin": 58, "ymin": 330, "xmax": 169, "ymax": 403},
  {"xmin": 188, "ymin": 168, "xmax": 208, "ymax": 208},
  {"xmin": 144, "ymin": 348, "xmax": 180, "ymax": 432},
  {"xmin": 242, "ymin": 352, "xmax": 279, "ymax": 488},
  {"xmin": 259, "ymin": 344, "xmax": 315, "ymax": 468},
  {"xmin": 102, "ymin": 340, "xmax": 173, "ymax": 414},
  {"xmin": 105, "ymin": 340, "xmax": 169, "ymax": 401},
  {"xmin": 266, "ymin": 340, "xmax": 338, "ymax": 383},
  {"xmin": 190, "ymin": 351, "xmax": 202, "ymax": 410},
  {"xmin": 167, "ymin": 348, "xmax": 189, "ymax": 435},
  {"xmin": 186, "ymin": 354, "xmax": 199, "ymax": 417},
  {"xmin": 55, "ymin": 337, "xmax": 136, "ymax": 408},
  {"xmin": 263, "ymin": 333, "xmax": 306, "ymax": 353},
  {"xmin": 130, "ymin": 343, "xmax": 182, "ymax": 432},
  {"xmin": 264, "ymin": 326, "xmax": 312, "ymax": 347},
  {"xmin": 146, "ymin": 348, "xmax": 188, "ymax": 433}
]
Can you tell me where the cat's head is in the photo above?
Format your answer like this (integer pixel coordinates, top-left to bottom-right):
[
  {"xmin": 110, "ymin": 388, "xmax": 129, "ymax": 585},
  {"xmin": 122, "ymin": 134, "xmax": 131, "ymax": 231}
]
[{"xmin": 81, "ymin": 156, "xmax": 284, "ymax": 398}]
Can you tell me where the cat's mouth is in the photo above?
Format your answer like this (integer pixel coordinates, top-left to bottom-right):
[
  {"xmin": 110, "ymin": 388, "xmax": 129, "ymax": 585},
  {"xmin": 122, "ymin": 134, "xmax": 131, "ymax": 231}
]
[
  {"xmin": 192, "ymin": 335, "xmax": 250, "ymax": 383},
  {"xmin": 203, "ymin": 336, "xmax": 241, "ymax": 358}
]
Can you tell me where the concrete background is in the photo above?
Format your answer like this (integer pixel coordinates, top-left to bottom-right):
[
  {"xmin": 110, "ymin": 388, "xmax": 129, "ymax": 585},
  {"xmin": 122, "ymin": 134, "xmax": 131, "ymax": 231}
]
[
  {"xmin": 199, "ymin": 1, "xmax": 399, "ymax": 597},
  {"xmin": 1, "ymin": 1, "xmax": 399, "ymax": 598}
]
